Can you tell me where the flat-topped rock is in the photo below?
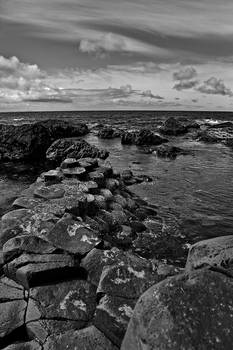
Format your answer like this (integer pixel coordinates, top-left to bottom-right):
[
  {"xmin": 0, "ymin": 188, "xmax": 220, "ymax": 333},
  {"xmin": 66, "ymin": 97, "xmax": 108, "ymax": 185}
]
[
  {"xmin": 60, "ymin": 158, "xmax": 80, "ymax": 169},
  {"xmin": 97, "ymin": 258, "xmax": 159, "ymax": 299},
  {"xmin": 4, "ymin": 253, "xmax": 77, "ymax": 288},
  {"xmin": 26, "ymin": 280, "xmax": 96, "ymax": 342},
  {"xmin": 3, "ymin": 235, "xmax": 56, "ymax": 263},
  {"xmin": 46, "ymin": 215, "xmax": 101, "ymax": 255},
  {"xmin": 34, "ymin": 186, "xmax": 65, "ymax": 200},
  {"xmin": 62, "ymin": 167, "xmax": 86, "ymax": 179},
  {"xmin": 43, "ymin": 169, "xmax": 64, "ymax": 183},
  {"xmin": 44, "ymin": 326, "xmax": 118, "ymax": 350}
]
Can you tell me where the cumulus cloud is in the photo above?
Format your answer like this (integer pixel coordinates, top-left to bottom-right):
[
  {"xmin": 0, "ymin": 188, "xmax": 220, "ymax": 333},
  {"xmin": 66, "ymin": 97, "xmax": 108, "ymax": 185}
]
[
  {"xmin": 173, "ymin": 80, "xmax": 198, "ymax": 91},
  {"xmin": 173, "ymin": 66, "xmax": 198, "ymax": 91},
  {"xmin": 141, "ymin": 90, "xmax": 164, "ymax": 99},
  {"xmin": 197, "ymin": 77, "xmax": 233, "ymax": 96},
  {"xmin": 0, "ymin": 55, "xmax": 72, "ymax": 104},
  {"xmin": 173, "ymin": 67, "xmax": 197, "ymax": 81}
]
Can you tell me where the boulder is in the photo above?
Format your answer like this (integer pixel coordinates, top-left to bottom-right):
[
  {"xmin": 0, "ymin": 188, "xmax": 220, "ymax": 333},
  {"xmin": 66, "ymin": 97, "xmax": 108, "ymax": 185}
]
[
  {"xmin": 160, "ymin": 117, "xmax": 189, "ymax": 136},
  {"xmin": 196, "ymin": 122, "xmax": 233, "ymax": 145},
  {"xmin": 46, "ymin": 138, "xmax": 109, "ymax": 164},
  {"xmin": 122, "ymin": 269, "xmax": 233, "ymax": 350},
  {"xmin": 121, "ymin": 129, "xmax": 167, "ymax": 146},
  {"xmin": 0, "ymin": 119, "xmax": 88, "ymax": 161},
  {"xmin": 98, "ymin": 127, "xmax": 121, "ymax": 139},
  {"xmin": 121, "ymin": 131, "xmax": 138, "ymax": 145},
  {"xmin": 81, "ymin": 248, "xmax": 123, "ymax": 286},
  {"xmin": 156, "ymin": 144, "xmax": 190, "ymax": 159},
  {"xmin": 186, "ymin": 235, "xmax": 233, "ymax": 271}
]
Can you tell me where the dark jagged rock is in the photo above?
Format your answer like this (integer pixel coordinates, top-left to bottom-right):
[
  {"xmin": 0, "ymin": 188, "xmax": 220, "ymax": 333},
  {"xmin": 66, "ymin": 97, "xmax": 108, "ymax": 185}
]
[
  {"xmin": 98, "ymin": 127, "xmax": 121, "ymax": 139},
  {"xmin": 155, "ymin": 144, "xmax": 190, "ymax": 159},
  {"xmin": 44, "ymin": 326, "xmax": 118, "ymax": 350},
  {"xmin": 0, "ymin": 119, "xmax": 88, "ymax": 162},
  {"xmin": 121, "ymin": 129, "xmax": 167, "ymax": 146},
  {"xmin": 46, "ymin": 138, "xmax": 109, "ymax": 164},
  {"xmin": 122, "ymin": 269, "xmax": 233, "ymax": 350},
  {"xmin": 160, "ymin": 116, "xmax": 193, "ymax": 136},
  {"xmin": 196, "ymin": 122, "xmax": 233, "ymax": 145}
]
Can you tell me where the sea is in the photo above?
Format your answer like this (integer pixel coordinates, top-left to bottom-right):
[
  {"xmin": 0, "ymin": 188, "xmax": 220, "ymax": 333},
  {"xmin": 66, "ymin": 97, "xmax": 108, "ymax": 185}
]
[{"xmin": 1, "ymin": 110, "xmax": 233, "ymax": 253}]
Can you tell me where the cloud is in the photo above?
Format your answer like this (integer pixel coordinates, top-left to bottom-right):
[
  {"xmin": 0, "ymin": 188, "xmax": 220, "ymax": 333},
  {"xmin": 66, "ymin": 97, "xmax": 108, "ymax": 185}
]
[
  {"xmin": 173, "ymin": 66, "xmax": 198, "ymax": 91},
  {"xmin": 197, "ymin": 77, "xmax": 233, "ymax": 96},
  {"xmin": 79, "ymin": 33, "xmax": 128, "ymax": 57},
  {"xmin": 0, "ymin": 55, "xmax": 71, "ymax": 104},
  {"xmin": 173, "ymin": 80, "xmax": 198, "ymax": 91},
  {"xmin": 141, "ymin": 90, "xmax": 164, "ymax": 99},
  {"xmin": 173, "ymin": 67, "xmax": 197, "ymax": 81}
]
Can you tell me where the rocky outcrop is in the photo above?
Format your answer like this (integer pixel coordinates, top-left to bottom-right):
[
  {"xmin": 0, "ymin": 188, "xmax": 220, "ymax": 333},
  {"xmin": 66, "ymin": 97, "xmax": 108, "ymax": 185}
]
[
  {"xmin": 121, "ymin": 129, "xmax": 168, "ymax": 146},
  {"xmin": 160, "ymin": 117, "xmax": 199, "ymax": 136},
  {"xmin": 46, "ymin": 139, "xmax": 109, "ymax": 164},
  {"xmin": 98, "ymin": 127, "xmax": 122, "ymax": 139},
  {"xmin": 122, "ymin": 268, "xmax": 233, "ymax": 350},
  {"xmin": 0, "ymin": 154, "xmax": 181, "ymax": 349},
  {"xmin": 2, "ymin": 142, "xmax": 233, "ymax": 349},
  {"xmin": 155, "ymin": 144, "xmax": 190, "ymax": 159},
  {"xmin": 196, "ymin": 122, "xmax": 233, "ymax": 145},
  {"xmin": 0, "ymin": 119, "xmax": 88, "ymax": 162}
]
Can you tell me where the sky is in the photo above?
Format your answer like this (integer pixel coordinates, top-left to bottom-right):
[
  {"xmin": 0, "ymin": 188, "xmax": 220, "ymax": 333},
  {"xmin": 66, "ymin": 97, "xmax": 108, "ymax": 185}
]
[{"xmin": 1, "ymin": 0, "xmax": 233, "ymax": 111}]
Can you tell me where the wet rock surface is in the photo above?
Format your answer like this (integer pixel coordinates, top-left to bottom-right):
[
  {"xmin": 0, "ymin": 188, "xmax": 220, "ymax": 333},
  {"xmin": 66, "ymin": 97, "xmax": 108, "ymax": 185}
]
[
  {"xmin": 160, "ymin": 116, "xmax": 199, "ymax": 136},
  {"xmin": 98, "ymin": 127, "xmax": 122, "ymax": 139},
  {"xmin": 0, "ymin": 146, "xmax": 233, "ymax": 349},
  {"xmin": 0, "ymin": 119, "xmax": 88, "ymax": 162},
  {"xmin": 121, "ymin": 128, "xmax": 168, "ymax": 146},
  {"xmin": 46, "ymin": 138, "xmax": 109, "ymax": 164}
]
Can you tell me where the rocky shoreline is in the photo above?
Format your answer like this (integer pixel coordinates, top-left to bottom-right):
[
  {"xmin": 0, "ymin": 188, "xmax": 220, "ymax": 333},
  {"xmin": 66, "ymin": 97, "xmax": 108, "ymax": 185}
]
[{"xmin": 0, "ymin": 117, "xmax": 233, "ymax": 349}]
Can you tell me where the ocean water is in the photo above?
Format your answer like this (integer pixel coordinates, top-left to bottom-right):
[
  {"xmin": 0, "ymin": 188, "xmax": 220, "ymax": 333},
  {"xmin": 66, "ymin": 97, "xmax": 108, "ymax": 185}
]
[{"xmin": 1, "ymin": 110, "xmax": 233, "ymax": 249}]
